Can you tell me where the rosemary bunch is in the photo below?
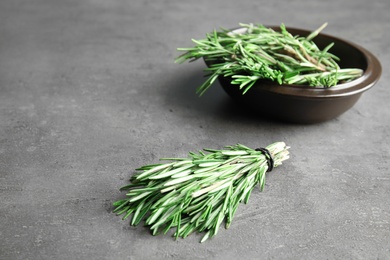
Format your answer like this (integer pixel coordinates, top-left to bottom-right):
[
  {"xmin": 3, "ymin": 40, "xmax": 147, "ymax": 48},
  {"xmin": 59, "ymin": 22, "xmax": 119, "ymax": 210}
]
[
  {"xmin": 113, "ymin": 142, "xmax": 290, "ymax": 242},
  {"xmin": 176, "ymin": 23, "xmax": 363, "ymax": 95}
]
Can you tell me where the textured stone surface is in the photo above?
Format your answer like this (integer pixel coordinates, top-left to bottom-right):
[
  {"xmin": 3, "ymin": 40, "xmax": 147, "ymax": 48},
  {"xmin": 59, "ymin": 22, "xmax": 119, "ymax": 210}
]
[{"xmin": 1, "ymin": 0, "xmax": 389, "ymax": 259}]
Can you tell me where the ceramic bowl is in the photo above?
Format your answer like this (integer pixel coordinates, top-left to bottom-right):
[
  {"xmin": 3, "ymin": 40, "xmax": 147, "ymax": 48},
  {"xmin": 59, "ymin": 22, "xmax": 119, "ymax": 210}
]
[{"xmin": 206, "ymin": 26, "xmax": 382, "ymax": 123}]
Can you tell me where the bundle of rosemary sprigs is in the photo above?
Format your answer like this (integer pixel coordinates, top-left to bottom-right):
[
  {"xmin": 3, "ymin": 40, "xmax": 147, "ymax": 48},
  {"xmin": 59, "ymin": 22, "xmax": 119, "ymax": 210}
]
[
  {"xmin": 114, "ymin": 142, "xmax": 289, "ymax": 242},
  {"xmin": 176, "ymin": 23, "xmax": 363, "ymax": 95}
]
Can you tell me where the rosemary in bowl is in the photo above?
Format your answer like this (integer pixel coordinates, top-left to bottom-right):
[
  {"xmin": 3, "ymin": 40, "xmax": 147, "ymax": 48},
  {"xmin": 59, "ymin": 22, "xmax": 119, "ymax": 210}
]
[{"xmin": 176, "ymin": 23, "xmax": 363, "ymax": 95}]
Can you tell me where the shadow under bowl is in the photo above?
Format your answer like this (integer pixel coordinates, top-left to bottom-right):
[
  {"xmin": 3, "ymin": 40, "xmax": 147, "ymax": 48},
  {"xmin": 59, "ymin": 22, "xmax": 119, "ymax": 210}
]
[{"xmin": 208, "ymin": 26, "xmax": 382, "ymax": 124}]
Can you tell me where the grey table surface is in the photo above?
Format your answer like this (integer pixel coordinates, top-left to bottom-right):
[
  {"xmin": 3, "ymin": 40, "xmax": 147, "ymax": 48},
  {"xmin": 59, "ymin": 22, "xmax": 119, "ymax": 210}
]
[{"xmin": 1, "ymin": 0, "xmax": 389, "ymax": 259}]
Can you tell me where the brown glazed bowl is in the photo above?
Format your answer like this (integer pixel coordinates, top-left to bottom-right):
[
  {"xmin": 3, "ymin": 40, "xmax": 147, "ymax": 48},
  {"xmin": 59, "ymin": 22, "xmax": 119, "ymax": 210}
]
[{"xmin": 208, "ymin": 26, "xmax": 382, "ymax": 123}]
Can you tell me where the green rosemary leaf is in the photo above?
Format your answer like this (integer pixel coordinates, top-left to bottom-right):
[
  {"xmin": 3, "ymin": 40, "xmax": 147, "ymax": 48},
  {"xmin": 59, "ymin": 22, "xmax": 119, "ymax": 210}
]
[
  {"xmin": 113, "ymin": 201, "xmax": 130, "ymax": 214},
  {"xmin": 170, "ymin": 160, "xmax": 193, "ymax": 167},
  {"xmin": 115, "ymin": 205, "xmax": 130, "ymax": 216},
  {"xmin": 175, "ymin": 213, "xmax": 181, "ymax": 240},
  {"xmin": 162, "ymin": 220, "xmax": 174, "ymax": 235},
  {"xmin": 146, "ymin": 207, "xmax": 164, "ymax": 225},
  {"xmin": 134, "ymin": 202, "xmax": 153, "ymax": 225},
  {"xmin": 149, "ymin": 164, "xmax": 194, "ymax": 180},
  {"xmin": 244, "ymin": 186, "xmax": 254, "ymax": 204},
  {"xmin": 131, "ymin": 200, "xmax": 145, "ymax": 226},
  {"xmin": 221, "ymin": 150, "xmax": 248, "ymax": 156},
  {"xmin": 197, "ymin": 161, "xmax": 223, "ymax": 168},
  {"xmin": 135, "ymin": 163, "xmax": 173, "ymax": 180},
  {"xmin": 163, "ymin": 175, "xmax": 195, "ymax": 187},
  {"xmin": 214, "ymin": 211, "xmax": 225, "ymax": 236},
  {"xmin": 170, "ymin": 169, "xmax": 192, "ymax": 179},
  {"xmin": 306, "ymin": 22, "xmax": 328, "ymax": 41},
  {"xmin": 182, "ymin": 223, "xmax": 196, "ymax": 238},
  {"xmin": 128, "ymin": 191, "xmax": 152, "ymax": 202},
  {"xmin": 200, "ymin": 231, "xmax": 211, "ymax": 243},
  {"xmin": 113, "ymin": 199, "xmax": 128, "ymax": 208},
  {"xmin": 122, "ymin": 208, "xmax": 135, "ymax": 220},
  {"xmin": 193, "ymin": 165, "xmax": 220, "ymax": 174}
]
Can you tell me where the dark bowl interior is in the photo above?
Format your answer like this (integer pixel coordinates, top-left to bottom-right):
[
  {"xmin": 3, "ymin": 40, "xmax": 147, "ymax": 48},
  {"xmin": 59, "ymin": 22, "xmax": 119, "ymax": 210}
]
[{"xmin": 207, "ymin": 26, "xmax": 382, "ymax": 123}]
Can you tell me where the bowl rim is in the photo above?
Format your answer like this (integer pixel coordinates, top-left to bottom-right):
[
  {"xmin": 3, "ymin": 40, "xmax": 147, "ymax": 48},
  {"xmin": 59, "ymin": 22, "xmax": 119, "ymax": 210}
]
[{"xmin": 212, "ymin": 26, "xmax": 382, "ymax": 99}]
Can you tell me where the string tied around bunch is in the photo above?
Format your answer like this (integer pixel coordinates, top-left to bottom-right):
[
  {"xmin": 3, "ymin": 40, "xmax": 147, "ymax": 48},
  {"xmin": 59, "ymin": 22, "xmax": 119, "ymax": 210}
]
[{"xmin": 255, "ymin": 147, "xmax": 274, "ymax": 172}]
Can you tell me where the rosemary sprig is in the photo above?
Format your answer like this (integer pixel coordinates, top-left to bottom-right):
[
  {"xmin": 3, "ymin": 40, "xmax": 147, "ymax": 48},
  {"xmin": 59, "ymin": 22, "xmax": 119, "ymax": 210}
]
[
  {"xmin": 113, "ymin": 142, "xmax": 290, "ymax": 242},
  {"xmin": 176, "ymin": 23, "xmax": 363, "ymax": 95}
]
